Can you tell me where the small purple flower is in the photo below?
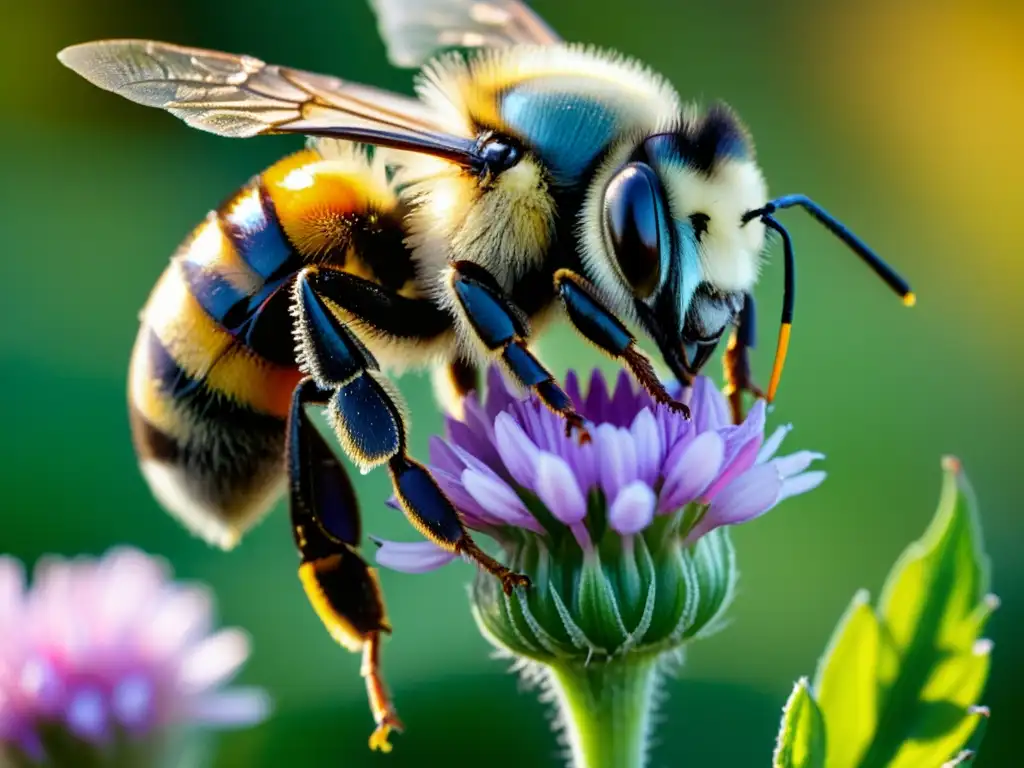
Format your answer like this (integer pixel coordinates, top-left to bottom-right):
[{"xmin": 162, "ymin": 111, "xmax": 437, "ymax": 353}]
[
  {"xmin": 379, "ymin": 367, "xmax": 823, "ymax": 568},
  {"xmin": 377, "ymin": 367, "xmax": 825, "ymax": 659},
  {"xmin": 0, "ymin": 546, "xmax": 270, "ymax": 765}
]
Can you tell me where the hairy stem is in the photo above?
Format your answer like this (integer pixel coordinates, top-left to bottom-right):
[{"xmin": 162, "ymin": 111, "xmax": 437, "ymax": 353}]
[{"xmin": 547, "ymin": 653, "xmax": 661, "ymax": 768}]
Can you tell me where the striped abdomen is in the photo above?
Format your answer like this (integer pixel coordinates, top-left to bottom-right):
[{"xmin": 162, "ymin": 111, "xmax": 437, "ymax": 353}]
[{"xmin": 129, "ymin": 146, "xmax": 412, "ymax": 549}]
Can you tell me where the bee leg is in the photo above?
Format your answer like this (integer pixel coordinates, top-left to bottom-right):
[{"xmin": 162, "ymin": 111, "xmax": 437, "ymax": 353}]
[
  {"xmin": 722, "ymin": 292, "xmax": 765, "ymax": 424},
  {"xmin": 286, "ymin": 377, "xmax": 402, "ymax": 752},
  {"xmin": 293, "ymin": 268, "xmax": 530, "ymax": 595},
  {"xmin": 554, "ymin": 269, "xmax": 691, "ymax": 419},
  {"xmin": 449, "ymin": 261, "xmax": 591, "ymax": 442}
]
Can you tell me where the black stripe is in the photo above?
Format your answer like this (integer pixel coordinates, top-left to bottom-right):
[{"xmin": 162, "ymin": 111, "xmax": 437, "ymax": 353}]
[
  {"xmin": 179, "ymin": 259, "xmax": 252, "ymax": 329},
  {"xmin": 145, "ymin": 329, "xmax": 287, "ymax": 432},
  {"xmin": 219, "ymin": 182, "xmax": 299, "ymax": 281},
  {"xmin": 347, "ymin": 211, "xmax": 416, "ymax": 292},
  {"xmin": 129, "ymin": 404, "xmax": 180, "ymax": 464}
]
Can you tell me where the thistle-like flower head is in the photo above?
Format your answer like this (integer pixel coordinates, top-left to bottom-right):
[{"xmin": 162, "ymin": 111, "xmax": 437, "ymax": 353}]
[
  {"xmin": 377, "ymin": 368, "xmax": 825, "ymax": 660},
  {"xmin": 0, "ymin": 547, "xmax": 270, "ymax": 766}
]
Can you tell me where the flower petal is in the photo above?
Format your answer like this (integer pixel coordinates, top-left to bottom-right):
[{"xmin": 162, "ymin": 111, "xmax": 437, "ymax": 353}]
[
  {"xmin": 65, "ymin": 686, "xmax": 108, "ymax": 740},
  {"xmin": 178, "ymin": 628, "xmax": 251, "ymax": 694},
  {"xmin": 700, "ymin": 399, "xmax": 766, "ymax": 500},
  {"xmin": 658, "ymin": 430, "xmax": 725, "ymax": 512},
  {"xmin": 374, "ymin": 540, "xmax": 457, "ymax": 574},
  {"xmin": 609, "ymin": 481, "xmax": 656, "ymax": 535},
  {"xmin": 139, "ymin": 584, "xmax": 214, "ymax": 661},
  {"xmin": 564, "ymin": 369, "xmax": 584, "ymax": 411},
  {"xmin": 111, "ymin": 674, "xmax": 156, "ymax": 729},
  {"xmin": 609, "ymin": 370, "xmax": 641, "ymax": 427},
  {"xmin": 494, "ymin": 412, "xmax": 540, "ymax": 487},
  {"xmin": 779, "ymin": 470, "xmax": 827, "ymax": 502},
  {"xmin": 428, "ymin": 435, "xmax": 469, "ymax": 476},
  {"xmin": 187, "ymin": 687, "xmax": 272, "ymax": 728},
  {"xmin": 772, "ymin": 451, "xmax": 826, "ymax": 479},
  {"xmin": 757, "ymin": 423, "xmax": 792, "ymax": 464},
  {"xmin": 534, "ymin": 453, "xmax": 587, "ymax": 525},
  {"xmin": 484, "ymin": 364, "xmax": 517, "ymax": 417},
  {"xmin": 689, "ymin": 376, "xmax": 731, "ymax": 433},
  {"xmin": 462, "ymin": 469, "xmax": 534, "ymax": 527},
  {"xmin": 596, "ymin": 424, "xmax": 637, "ymax": 500},
  {"xmin": 447, "ymin": 411, "xmax": 502, "ymax": 473},
  {"xmin": 687, "ymin": 463, "xmax": 782, "ymax": 543},
  {"xmin": 630, "ymin": 408, "xmax": 662, "ymax": 486},
  {"xmin": 583, "ymin": 368, "xmax": 611, "ymax": 422}
]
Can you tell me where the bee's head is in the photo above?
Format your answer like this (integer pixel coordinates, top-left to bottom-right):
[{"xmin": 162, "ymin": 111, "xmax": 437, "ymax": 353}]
[
  {"xmin": 584, "ymin": 104, "xmax": 768, "ymax": 382},
  {"xmin": 584, "ymin": 102, "xmax": 914, "ymax": 395}
]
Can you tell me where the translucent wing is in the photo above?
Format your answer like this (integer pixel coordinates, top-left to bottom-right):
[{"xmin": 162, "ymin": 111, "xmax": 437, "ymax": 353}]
[
  {"xmin": 57, "ymin": 40, "xmax": 479, "ymax": 163},
  {"xmin": 369, "ymin": 0, "xmax": 561, "ymax": 68}
]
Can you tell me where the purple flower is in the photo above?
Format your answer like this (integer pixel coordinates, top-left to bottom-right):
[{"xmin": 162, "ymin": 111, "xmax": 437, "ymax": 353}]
[
  {"xmin": 0, "ymin": 547, "xmax": 270, "ymax": 765},
  {"xmin": 374, "ymin": 367, "xmax": 825, "ymax": 659},
  {"xmin": 377, "ymin": 368, "xmax": 824, "ymax": 572}
]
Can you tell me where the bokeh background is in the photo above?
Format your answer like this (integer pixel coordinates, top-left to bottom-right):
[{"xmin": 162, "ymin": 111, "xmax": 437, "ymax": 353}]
[{"xmin": 2, "ymin": 0, "xmax": 1021, "ymax": 764}]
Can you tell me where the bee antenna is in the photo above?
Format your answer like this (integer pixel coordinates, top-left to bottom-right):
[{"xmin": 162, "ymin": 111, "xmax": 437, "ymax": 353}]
[
  {"xmin": 743, "ymin": 195, "xmax": 915, "ymax": 306},
  {"xmin": 758, "ymin": 215, "xmax": 795, "ymax": 404},
  {"xmin": 742, "ymin": 194, "xmax": 916, "ymax": 404}
]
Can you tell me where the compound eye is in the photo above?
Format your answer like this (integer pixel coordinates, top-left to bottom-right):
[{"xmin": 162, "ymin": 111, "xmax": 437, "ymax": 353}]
[{"xmin": 603, "ymin": 162, "xmax": 666, "ymax": 299}]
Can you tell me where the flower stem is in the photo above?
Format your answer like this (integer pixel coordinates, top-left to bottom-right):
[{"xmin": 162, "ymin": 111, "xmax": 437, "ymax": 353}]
[{"xmin": 546, "ymin": 653, "xmax": 661, "ymax": 768}]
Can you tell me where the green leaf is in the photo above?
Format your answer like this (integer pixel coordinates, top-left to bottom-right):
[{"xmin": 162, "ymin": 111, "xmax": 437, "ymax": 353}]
[
  {"xmin": 811, "ymin": 591, "xmax": 894, "ymax": 768},
  {"xmin": 775, "ymin": 457, "xmax": 996, "ymax": 768},
  {"xmin": 774, "ymin": 678, "xmax": 827, "ymax": 768}
]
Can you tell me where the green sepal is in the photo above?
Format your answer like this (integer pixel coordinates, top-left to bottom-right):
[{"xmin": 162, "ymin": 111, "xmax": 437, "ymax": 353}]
[
  {"xmin": 471, "ymin": 503, "xmax": 738, "ymax": 663},
  {"xmin": 774, "ymin": 457, "xmax": 995, "ymax": 768},
  {"xmin": 773, "ymin": 678, "xmax": 827, "ymax": 768}
]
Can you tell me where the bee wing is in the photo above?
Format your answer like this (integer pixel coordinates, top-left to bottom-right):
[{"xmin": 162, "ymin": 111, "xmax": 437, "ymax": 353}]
[
  {"xmin": 369, "ymin": 0, "xmax": 561, "ymax": 68},
  {"xmin": 57, "ymin": 39, "xmax": 480, "ymax": 163}
]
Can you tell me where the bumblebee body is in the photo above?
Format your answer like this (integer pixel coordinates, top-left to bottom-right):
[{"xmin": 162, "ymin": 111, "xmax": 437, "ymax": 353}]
[
  {"xmin": 128, "ymin": 146, "xmax": 426, "ymax": 548},
  {"xmin": 59, "ymin": 0, "xmax": 914, "ymax": 751}
]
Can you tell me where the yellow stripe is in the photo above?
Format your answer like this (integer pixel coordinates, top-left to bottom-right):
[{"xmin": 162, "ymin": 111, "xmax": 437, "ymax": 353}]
[
  {"xmin": 128, "ymin": 327, "xmax": 189, "ymax": 440},
  {"xmin": 263, "ymin": 150, "xmax": 396, "ymax": 260},
  {"xmin": 767, "ymin": 323, "xmax": 792, "ymax": 404},
  {"xmin": 141, "ymin": 265, "xmax": 300, "ymax": 418},
  {"xmin": 180, "ymin": 213, "xmax": 261, "ymax": 295},
  {"xmin": 298, "ymin": 556, "xmax": 387, "ymax": 653}
]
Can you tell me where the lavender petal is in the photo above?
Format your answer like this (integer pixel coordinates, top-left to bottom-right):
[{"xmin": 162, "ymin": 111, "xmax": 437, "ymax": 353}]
[
  {"xmin": 188, "ymin": 687, "xmax": 273, "ymax": 728},
  {"xmin": 609, "ymin": 481, "xmax": 657, "ymax": 535},
  {"xmin": 462, "ymin": 469, "xmax": 533, "ymax": 527},
  {"xmin": 583, "ymin": 368, "xmax": 611, "ymax": 422},
  {"xmin": 757, "ymin": 423, "xmax": 793, "ymax": 464},
  {"xmin": 779, "ymin": 470, "xmax": 828, "ymax": 502},
  {"xmin": 689, "ymin": 376, "xmax": 731, "ymax": 433},
  {"xmin": 701, "ymin": 399, "xmax": 767, "ymax": 500},
  {"xmin": 687, "ymin": 463, "xmax": 782, "ymax": 543},
  {"xmin": 630, "ymin": 408, "xmax": 662, "ymax": 487},
  {"xmin": 375, "ymin": 539, "xmax": 457, "ymax": 574},
  {"xmin": 596, "ymin": 424, "xmax": 637, "ymax": 500},
  {"xmin": 534, "ymin": 453, "xmax": 587, "ymax": 524},
  {"xmin": 494, "ymin": 412, "xmax": 540, "ymax": 488},
  {"xmin": 658, "ymin": 430, "xmax": 725, "ymax": 512}
]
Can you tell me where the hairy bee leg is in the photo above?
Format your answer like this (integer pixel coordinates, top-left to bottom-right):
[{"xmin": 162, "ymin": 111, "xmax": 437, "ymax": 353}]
[
  {"xmin": 449, "ymin": 261, "xmax": 590, "ymax": 442},
  {"xmin": 554, "ymin": 269, "xmax": 691, "ymax": 419},
  {"xmin": 286, "ymin": 377, "xmax": 402, "ymax": 751},
  {"xmin": 293, "ymin": 269, "xmax": 529, "ymax": 594},
  {"xmin": 722, "ymin": 293, "xmax": 765, "ymax": 425}
]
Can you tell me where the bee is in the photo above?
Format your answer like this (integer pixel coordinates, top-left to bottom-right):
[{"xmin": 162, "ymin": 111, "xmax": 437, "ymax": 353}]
[{"xmin": 58, "ymin": 0, "xmax": 913, "ymax": 750}]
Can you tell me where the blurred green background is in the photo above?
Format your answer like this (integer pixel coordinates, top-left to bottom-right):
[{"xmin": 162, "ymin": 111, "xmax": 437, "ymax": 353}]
[{"xmin": 2, "ymin": 0, "xmax": 1021, "ymax": 764}]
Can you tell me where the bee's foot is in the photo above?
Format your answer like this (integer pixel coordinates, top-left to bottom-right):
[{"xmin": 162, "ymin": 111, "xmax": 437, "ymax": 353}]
[{"xmin": 564, "ymin": 412, "xmax": 592, "ymax": 444}]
